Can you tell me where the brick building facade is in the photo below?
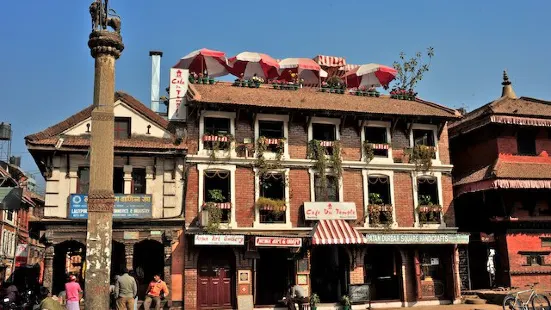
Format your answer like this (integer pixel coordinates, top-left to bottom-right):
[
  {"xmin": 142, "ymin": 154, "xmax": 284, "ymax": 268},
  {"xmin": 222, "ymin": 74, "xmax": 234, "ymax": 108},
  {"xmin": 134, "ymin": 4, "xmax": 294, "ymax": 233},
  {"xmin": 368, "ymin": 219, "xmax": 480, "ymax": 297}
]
[
  {"xmin": 180, "ymin": 80, "xmax": 466, "ymax": 309},
  {"xmin": 450, "ymin": 72, "xmax": 551, "ymax": 289}
]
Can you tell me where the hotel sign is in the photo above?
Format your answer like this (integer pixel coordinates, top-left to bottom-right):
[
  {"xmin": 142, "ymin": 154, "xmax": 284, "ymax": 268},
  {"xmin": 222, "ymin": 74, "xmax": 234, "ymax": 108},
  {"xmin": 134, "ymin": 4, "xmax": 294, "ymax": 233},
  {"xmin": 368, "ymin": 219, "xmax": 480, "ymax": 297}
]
[
  {"xmin": 255, "ymin": 237, "xmax": 302, "ymax": 247},
  {"xmin": 364, "ymin": 233, "xmax": 470, "ymax": 245},
  {"xmin": 303, "ymin": 202, "xmax": 357, "ymax": 220},
  {"xmin": 194, "ymin": 234, "xmax": 245, "ymax": 246}
]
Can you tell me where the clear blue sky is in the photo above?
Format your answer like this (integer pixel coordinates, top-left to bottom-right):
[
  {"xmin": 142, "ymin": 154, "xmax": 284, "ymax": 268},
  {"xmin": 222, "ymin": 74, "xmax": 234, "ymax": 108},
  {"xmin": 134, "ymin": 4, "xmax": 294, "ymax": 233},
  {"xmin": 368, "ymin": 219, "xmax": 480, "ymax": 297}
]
[{"xmin": 1, "ymin": 0, "xmax": 550, "ymax": 189}]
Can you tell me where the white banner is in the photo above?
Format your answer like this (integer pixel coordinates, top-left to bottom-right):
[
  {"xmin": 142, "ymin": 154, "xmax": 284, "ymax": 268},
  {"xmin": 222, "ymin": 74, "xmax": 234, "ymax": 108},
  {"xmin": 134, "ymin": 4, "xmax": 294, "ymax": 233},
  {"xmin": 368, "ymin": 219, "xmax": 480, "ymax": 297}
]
[
  {"xmin": 255, "ymin": 237, "xmax": 302, "ymax": 247},
  {"xmin": 303, "ymin": 202, "xmax": 357, "ymax": 220},
  {"xmin": 194, "ymin": 234, "xmax": 245, "ymax": 246},
  {"xmin": 168, "ymin": 68, "xmax": 188, "ymax": 121}
]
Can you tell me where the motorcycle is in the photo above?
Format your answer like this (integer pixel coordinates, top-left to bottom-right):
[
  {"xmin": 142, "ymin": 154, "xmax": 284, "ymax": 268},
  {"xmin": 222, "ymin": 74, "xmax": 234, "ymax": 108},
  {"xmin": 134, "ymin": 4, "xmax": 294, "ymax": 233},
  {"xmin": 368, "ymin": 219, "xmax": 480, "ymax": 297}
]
[
  {"xmin": 20, "ymin": 288, "xmax": 39, "ymax": 310},
  {"xmin": 0, "ymin": 296, "xmax": 18, "ymax": 310}
]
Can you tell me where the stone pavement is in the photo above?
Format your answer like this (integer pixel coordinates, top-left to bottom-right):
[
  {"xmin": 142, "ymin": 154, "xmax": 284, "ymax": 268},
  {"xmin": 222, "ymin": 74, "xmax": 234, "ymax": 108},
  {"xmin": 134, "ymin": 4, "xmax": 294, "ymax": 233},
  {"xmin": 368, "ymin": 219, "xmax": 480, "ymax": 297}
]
[{"xmin": 383, "ymin": 305, "xmax": 501, "ymax": 310}]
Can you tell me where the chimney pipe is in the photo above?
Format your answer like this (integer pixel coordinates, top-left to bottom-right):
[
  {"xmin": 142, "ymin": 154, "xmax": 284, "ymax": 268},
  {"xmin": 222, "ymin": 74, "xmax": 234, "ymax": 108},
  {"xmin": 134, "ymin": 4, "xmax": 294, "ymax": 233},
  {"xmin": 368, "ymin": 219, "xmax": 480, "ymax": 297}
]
[{"xmin": 149, "ymin": 51, "xmax": 163, "ymax": 112}]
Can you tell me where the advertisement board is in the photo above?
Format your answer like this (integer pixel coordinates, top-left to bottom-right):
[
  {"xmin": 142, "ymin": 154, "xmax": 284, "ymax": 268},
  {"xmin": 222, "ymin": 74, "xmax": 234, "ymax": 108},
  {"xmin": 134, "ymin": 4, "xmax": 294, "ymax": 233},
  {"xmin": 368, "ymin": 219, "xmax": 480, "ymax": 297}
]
[
  {"xmin": 168, "ymin": 68, "xmax": 188, "ymax": 121},
  {"xmin": 69, "ymin": 194, "xmax": 152, "ymax": 219}
]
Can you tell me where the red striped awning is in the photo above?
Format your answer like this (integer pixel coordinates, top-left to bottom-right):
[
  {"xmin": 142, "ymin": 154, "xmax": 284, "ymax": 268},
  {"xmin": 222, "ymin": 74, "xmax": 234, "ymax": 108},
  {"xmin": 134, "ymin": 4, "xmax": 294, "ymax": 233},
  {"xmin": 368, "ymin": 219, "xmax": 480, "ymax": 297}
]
[
  {"xmin": 313, "ymin": 55, "xmax": 346, "ymax": 67},
  {"xmin": 312, "ymin": 219, "xmax": 366, "ymax": 245}
]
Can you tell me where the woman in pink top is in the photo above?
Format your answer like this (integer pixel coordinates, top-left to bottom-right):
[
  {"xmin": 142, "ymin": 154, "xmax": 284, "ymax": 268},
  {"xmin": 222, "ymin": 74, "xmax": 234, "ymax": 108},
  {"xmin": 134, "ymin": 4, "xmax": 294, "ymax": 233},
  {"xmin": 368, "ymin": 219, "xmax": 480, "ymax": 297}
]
[{"xmin": 64, "ymin": 275, "xmax": 82, "ymax": 310}]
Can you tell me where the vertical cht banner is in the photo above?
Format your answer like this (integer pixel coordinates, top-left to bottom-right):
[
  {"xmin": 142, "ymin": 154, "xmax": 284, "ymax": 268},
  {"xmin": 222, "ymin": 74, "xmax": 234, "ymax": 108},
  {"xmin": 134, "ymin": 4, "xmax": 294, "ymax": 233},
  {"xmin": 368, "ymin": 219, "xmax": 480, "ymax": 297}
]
[{"xmin": 168, "ymin": 68, "xmax": 189, "ymax": 121}]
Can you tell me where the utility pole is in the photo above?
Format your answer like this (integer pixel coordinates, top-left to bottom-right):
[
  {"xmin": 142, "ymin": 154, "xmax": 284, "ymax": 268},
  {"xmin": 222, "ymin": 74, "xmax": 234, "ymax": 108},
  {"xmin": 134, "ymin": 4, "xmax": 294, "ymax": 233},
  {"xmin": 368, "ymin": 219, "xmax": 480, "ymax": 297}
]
[{"xmin": 85, "ymin": 1, "xmax": 123, "ymax": 308}]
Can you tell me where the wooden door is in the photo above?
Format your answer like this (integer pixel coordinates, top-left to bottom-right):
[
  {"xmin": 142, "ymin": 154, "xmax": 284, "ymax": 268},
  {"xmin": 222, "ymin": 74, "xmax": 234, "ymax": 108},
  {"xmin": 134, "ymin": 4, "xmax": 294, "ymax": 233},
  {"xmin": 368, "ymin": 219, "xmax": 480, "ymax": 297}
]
[{"xmin": 198, "ymin": 258, "xmax": 233, "ymax": 309}]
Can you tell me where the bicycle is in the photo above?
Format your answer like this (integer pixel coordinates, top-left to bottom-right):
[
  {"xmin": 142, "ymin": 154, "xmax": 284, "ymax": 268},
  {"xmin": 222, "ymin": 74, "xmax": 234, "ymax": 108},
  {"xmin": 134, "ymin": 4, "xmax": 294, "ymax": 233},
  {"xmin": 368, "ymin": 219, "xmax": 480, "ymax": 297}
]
[{"xmin": 503, "ymin": 282, "xmax": 551, "ymax": 310}]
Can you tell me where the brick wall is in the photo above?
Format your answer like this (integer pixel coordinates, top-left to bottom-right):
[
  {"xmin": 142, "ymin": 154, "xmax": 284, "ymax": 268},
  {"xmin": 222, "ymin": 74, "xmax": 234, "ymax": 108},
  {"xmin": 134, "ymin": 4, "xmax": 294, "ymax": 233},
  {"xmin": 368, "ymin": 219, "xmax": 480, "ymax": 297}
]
[
  {"xmin": 235, "ymin": 167, "xmax": 255, "ymax": 227},
  {"xmin": 537, "ymin": 128, "xmax": 551, "ymax": 154},
  {"xmin": 438, "ymin": 123, "xmax": 451, "ymax": 164},
  {"xmin": 343, "ymin": 169, "xmax": 365, "ymax": 221},
  {"xmin": 450, "ymin": 127, "xmax": 498, "ymax": 175},
  {"xmin": 341, "ymin": 120, "xmax": 361, "ymax": 161},
  {"xmin": 441, "ymin": 174, "xmax": 455, "ymax": 227},
  {"xmin": 171, "ymin": 231, "xmax": 185, "ymax": 304},
  {"xmin": 289, "ymin": 169, "xmax": 311, "ymax": 227},
  {"xmin": 391, "ymin": 122, "xmax": 410, "ymax": 150},
  {"xmin": 506, "ymin": 232, "xmax": 551, "ymax": 289},
  {"xmin": 288, "ymin": 118, "xmax": 308, "ymax": 159},
  {"xmin": 185, "ymin": 165, "xmax": 199, "ymax": 225},
  {"xmin": 184, "ymin": 268, "xmax": 198, "ymax": 310},
  {"xmin": 394, "ymin": 172, "xmax": 415, "ymax": 227}
]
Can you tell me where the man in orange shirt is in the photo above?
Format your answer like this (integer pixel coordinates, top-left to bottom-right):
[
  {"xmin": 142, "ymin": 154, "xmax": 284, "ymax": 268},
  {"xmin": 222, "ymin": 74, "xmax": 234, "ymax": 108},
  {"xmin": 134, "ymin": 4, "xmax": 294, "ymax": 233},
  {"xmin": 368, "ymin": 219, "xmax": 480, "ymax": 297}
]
[{"xmin": 143, "ymin": 274, "xmax": 169, "ymax": 310}]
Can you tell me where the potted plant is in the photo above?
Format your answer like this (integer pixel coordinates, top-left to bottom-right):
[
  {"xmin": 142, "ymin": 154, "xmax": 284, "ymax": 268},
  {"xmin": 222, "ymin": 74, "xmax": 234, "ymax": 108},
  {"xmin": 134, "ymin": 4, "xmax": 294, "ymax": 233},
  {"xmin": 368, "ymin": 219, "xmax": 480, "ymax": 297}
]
[
  {"xmin": 208, "ymin": 77, "xmax": 215, "ymax": 84},
  {"xmin": 189, "ymin": 72, "xmax": 197, "ymax": 84},
  {"xmin": 233, "ymin": 78, "xmax": 241, "ymax": 87},
  {"xmin": 310, "ymin": 293, "xmax": 320, "ymax": 310},
  {"xmin": 251, "ymin": 75, "xmax": 264, "ymax": 88},
  {"xmin": 341, "ymin": 295, "xmax": 351, "ymax": 310}
]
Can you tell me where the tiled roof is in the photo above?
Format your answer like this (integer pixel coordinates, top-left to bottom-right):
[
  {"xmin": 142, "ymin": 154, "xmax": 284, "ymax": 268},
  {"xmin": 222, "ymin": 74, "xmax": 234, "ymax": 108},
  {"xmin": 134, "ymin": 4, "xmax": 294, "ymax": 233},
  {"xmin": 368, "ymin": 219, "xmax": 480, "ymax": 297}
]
[
  {"xmin": 25, "ymin": 92, "xmax": 185, "ymax": 151},
  {"xmin": 449, "ymin": 96, "xmax": 551, "ymax": 136},
  {"xmin": 26, "ymin": 91, "xmax": 170, "ymax": 141},
  {"xmin": 453, "ymin": 153, "xmax": 551, "ymax": 186},
  {"xmin": 188, "ymin": 83, "xmax": 459, "ymax": 119}
]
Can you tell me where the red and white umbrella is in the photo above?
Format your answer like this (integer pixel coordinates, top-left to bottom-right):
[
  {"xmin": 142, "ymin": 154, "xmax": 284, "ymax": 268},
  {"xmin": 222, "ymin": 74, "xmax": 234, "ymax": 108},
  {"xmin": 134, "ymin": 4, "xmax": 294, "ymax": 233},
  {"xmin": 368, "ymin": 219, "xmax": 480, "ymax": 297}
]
[
  {"xmin": 228, "ymin": 52, "xmax": 280, "ymax": 79},
  {"xmin": 278, "ymin": 58, "xmax": 322, "ymax": 84},
  {"xmin": 344, "ymin": 63, "xmax": 397, "ymax": 88},
  {"xmin": 173, "ymin": 48, "xmax": 229, "ymax": 77}
]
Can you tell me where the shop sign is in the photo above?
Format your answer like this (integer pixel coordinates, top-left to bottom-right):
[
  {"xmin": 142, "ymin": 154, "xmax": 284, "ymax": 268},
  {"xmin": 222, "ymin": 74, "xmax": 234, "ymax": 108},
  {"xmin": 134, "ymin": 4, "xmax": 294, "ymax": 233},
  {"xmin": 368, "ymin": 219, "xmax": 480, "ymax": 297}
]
[
  {"xmin": 303, "ymin": 202, "xmax": 357, "ymax": 220},
  {"xmin": 168, "ymin": 68, "xmax": 188, "ymax": 121},
  {"xmin": 194, "ymin": 234, "xmax": 245, "ymax": 246},
  {"xmin": 69, "ymin": 194, "xmax": 152, "ymax": 219},
  {"xmin": 255, "ymin": 237, "xmax": 302, "ymax": 247},
  {"xmin": 364, "ymin": 233, "xmax": 470, "ymax": 244}
]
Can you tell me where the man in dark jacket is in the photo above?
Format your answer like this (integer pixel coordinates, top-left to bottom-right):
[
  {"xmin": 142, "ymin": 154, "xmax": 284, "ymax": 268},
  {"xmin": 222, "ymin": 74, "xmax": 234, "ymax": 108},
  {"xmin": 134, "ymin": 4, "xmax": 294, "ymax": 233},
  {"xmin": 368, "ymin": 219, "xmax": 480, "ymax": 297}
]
[{"xmin": 115, "ymin": 268, "xmax": 138, "ymax": 310}]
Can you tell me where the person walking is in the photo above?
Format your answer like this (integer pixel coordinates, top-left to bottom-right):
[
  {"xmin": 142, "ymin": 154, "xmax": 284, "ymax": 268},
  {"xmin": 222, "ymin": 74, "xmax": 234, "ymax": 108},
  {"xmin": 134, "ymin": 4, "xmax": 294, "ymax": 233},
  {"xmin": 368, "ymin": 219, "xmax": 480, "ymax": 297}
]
[
  {"xmin": 64, "ymin": 275, "xmax": 82, "ymax": 310},
  {"xmin": 143, "ymin": 274, "xmax": 168, "ymax": 310},
  {"xmin": 38, "ymin": 286, "xmax": 63, "ymax": 310},
  {"xmin": 115, "ymin": 268, "xmax": 138, "ymax": 310}
]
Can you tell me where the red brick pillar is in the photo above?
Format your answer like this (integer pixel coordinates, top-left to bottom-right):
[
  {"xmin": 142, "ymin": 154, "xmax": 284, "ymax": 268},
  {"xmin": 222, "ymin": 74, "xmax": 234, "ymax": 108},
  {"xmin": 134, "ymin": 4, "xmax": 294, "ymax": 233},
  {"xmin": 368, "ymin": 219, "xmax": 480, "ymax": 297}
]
[{"xmin": 349, "ymin": 248, "xmax": 365, "ymax": 284}]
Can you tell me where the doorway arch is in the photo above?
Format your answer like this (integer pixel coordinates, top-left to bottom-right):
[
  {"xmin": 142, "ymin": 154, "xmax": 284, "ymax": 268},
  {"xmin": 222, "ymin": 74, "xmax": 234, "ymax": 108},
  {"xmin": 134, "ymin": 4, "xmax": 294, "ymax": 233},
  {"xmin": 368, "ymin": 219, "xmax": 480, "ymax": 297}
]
[
  {"xmin": 364, "ymin": 246, "xmax": 403, "ymax": 301},
  {"xmin": 110, "ymin": 241, "xmax": 126, "ymax": 279},
  {"xmin": 197, "ymin": 247, "xmax": 236, "ymax": 310},
  {"xmin": 133, "ymin": 240, "xmax": 164, "ymax": 299},
  {"xmin": 52, "ymin": 240, "xmax": 85, "ymax": 295},
  {"xmin": 310, "ymin": 246, "xmax": 350, "ymax": 303}
]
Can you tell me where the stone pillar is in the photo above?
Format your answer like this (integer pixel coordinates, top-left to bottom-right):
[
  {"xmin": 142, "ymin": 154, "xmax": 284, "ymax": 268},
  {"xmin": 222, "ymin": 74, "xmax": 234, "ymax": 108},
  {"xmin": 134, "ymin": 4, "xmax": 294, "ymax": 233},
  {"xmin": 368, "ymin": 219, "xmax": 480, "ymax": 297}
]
[
  {"xmin": 43, "ymin": 244, "xmax": 54, "ymax": 292},
  {"xmin": 164, "ymin": 244, "xmax": 172, "ymax": 307},
  {"xmin": 125, "ymin": 243, "xmax": 134, "ymax": 271},
  {"xmin": 84, "ymin": 3, "xmax": 124, "ymax": 308}
]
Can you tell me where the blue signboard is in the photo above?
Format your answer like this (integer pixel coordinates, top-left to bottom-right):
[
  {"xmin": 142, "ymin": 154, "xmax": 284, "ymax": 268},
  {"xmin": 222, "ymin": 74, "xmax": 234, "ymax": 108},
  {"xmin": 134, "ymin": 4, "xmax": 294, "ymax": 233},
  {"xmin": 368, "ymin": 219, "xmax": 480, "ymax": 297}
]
[{"xmin": 69, "ymin": 194, "xmax": 152, "ymax": 219}]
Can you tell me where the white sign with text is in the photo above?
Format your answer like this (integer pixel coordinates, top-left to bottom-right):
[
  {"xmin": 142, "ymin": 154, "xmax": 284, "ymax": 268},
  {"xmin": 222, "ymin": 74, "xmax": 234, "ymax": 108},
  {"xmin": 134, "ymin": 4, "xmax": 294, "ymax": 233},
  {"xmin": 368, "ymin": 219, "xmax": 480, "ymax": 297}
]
[
  {"xmin": 168, "ymin": 68, "xmax": 188, "ymax": 121},
  {"xmin": 194, "ymin": 234, "xmax": 245, "ymax": 246},
  {"xmin": 303, "ymin": 202, "xmax": 357, "ymax": 220}
]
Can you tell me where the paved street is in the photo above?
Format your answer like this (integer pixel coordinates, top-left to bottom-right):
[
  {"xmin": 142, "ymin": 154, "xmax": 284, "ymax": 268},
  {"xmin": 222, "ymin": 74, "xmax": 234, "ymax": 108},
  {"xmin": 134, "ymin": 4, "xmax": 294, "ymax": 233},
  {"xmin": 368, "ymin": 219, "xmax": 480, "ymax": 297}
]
[{"xmin": 383, "ymin": 305, "xmax": 501, "ymax": 310}]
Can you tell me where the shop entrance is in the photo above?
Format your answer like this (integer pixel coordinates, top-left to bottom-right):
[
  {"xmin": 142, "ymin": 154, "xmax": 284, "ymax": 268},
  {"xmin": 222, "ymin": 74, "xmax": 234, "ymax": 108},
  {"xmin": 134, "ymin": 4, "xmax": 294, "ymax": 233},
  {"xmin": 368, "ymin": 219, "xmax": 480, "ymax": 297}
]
[
  {"xmin": 417, "ymin": 246, "xmax": 452, "ymax": 299},
  {"xmin": 197, "ymin": 247, "xmax": 235, "ymax": 309},
  {"xmin": 364, "ymin": 246, "xmax": 402, "ymax": 301},
  {"xmin": 310, "ymin": 246, "xmax": 349, "ymax": 303},
  {"xmin": 52, "ymin": 240, "xmax": 85, "ymax": 295},
  {"xmin": 133, "ymin": 240, "xmax": 164, "ymax": 299},
  {"xmin": 255, "ymin": 248, "xmax": 294, "ymax": 305},
  {"xmin": 110, "ymin": 241, "xmax": 126, "ymax": 279}
]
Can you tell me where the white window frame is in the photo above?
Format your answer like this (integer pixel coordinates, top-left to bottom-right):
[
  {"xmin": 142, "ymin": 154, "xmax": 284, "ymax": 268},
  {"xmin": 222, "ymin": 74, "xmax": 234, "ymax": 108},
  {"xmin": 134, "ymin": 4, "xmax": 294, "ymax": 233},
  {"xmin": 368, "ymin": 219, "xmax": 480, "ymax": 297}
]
[
  {"xmin": 254, "ymin": 114, "xmax": 289, "ymax": 160},
  {"xmin": 197, "ymin": 164, "xmax": 236, "ymax": 229},
  {"xmin": 362, "ymin": 170, "xmax": 396, "ymax": 228},
  {"xmin": 253, "ymin": 168, "xmax": 291, "ymax": 228},
  {"xmin": 198, "ymin": 111, "xmax": 236, "ymax": 158},
  {"xmin": 412, "ymin": 171, "xmax": 445, "ymax": 228},
  {"xmin": 409, "ymin": 123, "xmax": 441, "ymax": 165},
  {"xmin": 308, "ymin": 169, "xmax": 344, "ymax": 203},
  {"xmin": 360, "ymin": 120, "xmax": 393, "ymax": 164},
  {"xmin": 308, "ymin": 117, "xmax": 341, "ymax": 144},
  {"xmin": 4, "ymin": 210, "xmax": 16, "ymax": 226}
]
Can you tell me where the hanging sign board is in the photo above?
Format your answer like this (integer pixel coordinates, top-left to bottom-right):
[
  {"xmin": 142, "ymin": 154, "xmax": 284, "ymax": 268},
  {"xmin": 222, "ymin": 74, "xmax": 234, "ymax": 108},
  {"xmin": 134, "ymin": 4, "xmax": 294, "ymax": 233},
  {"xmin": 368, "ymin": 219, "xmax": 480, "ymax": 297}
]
[
  {"xmin": 69, "ymin": 194, "xmax": 152, "ymax": 219},
  {"xmin": 303, "ymin": 202, "xmax": 357, "ymax": 220},
  {"xmin": 168, "ymin": 68, "xmax": 188, "ymax": 121},
  {"xmin": 194, "ymin": 234, "xmax": 245, "ymax": 246},
  {"xmin": 255, "ymin": 237, "xmax": 302, "ymax": 247}
]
